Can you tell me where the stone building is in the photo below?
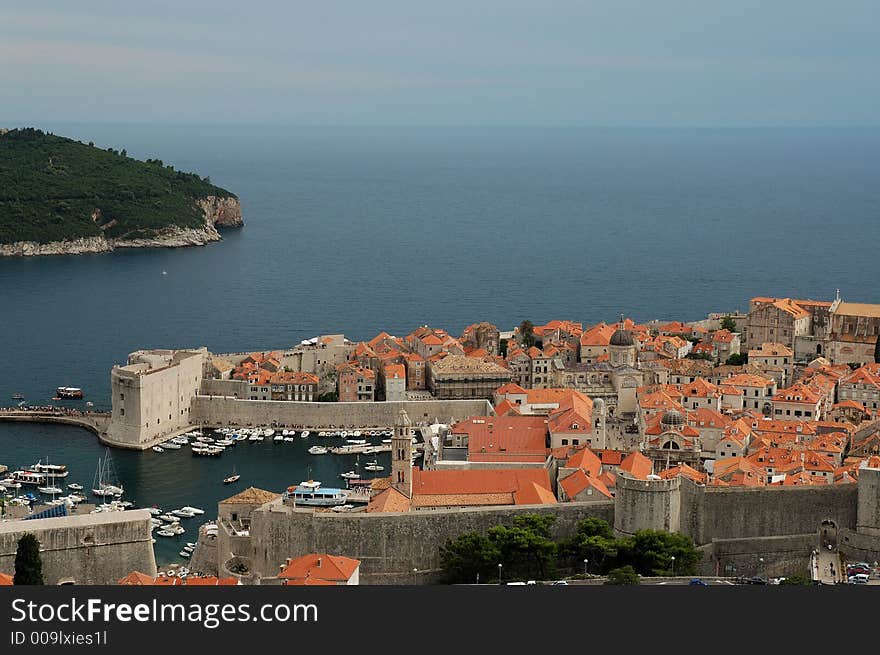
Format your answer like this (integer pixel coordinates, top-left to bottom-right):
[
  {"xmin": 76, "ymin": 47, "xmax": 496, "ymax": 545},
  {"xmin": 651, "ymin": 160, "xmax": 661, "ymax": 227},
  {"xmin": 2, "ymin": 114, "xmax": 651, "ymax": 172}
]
[
  {"xmin": 108, "ymin": 347, "xmax": 208, "ymax": 447},
  {"xmin": 337, "ymin": 364, "xmax": 376, "ymax": 402},
  {"xmin": 383, "ymin": 363, "xmax": 407, "ymax": 402},
  {"xmin": 269, "ymin": 371, "xmax": 319, "ymax": 401},
  {"xmin": 427, "ymin": 355, "xmax": 513, "ymax": 400},
  {"xmin": 748, "ymin": 342, "xmax": 794, "ymax": 387},
  {"xmin": 825, "ymin": 300, "xmax": 880, "ymax": 365},
  {"xmin": 460, "ymin": 322, "xmax": 501, "ymax": 357}
]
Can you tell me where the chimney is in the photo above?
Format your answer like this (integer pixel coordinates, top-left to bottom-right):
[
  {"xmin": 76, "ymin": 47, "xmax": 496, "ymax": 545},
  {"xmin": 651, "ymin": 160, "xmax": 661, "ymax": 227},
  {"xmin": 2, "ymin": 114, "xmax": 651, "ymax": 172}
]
[{"xmin": 317, "ymin": 557, "xmax": 322, "ymax": 568}]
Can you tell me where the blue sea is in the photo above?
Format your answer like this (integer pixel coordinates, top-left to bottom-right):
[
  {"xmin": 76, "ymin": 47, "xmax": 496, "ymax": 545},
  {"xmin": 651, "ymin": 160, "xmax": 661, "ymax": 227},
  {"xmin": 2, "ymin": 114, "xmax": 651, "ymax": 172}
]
[{"xmin": 1, "ymin": 125, "xmax": 879, "ymax": 565}]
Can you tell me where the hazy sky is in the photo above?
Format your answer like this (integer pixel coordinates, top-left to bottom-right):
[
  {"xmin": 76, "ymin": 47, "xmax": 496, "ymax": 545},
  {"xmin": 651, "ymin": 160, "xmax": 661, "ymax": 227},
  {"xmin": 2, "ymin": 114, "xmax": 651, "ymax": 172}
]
[{"xmin": 2, "ymin": 1, "xmax": 878, "ymax": 126}]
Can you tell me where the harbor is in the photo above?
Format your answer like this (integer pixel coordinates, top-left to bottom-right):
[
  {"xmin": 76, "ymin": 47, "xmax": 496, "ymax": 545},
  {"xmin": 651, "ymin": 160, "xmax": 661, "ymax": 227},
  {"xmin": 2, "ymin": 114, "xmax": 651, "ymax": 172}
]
[{"xmin": 0, "ymin": 421, "xmax": 394, "ymax": 567}]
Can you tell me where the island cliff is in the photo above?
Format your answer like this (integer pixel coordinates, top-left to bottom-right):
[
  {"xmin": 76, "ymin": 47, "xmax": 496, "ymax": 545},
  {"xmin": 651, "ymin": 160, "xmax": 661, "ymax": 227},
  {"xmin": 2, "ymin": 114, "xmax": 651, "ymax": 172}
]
[{"xmin": 0, "ymin": 128, "xmax": 244, "ymax": 257}]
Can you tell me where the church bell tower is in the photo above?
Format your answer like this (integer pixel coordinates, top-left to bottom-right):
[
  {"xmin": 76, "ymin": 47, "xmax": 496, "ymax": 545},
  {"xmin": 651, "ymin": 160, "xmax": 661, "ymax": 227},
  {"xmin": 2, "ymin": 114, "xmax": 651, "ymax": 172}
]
[{"xmin": 392, "ymin": 409, "xmax": 413, "ymax": 498}]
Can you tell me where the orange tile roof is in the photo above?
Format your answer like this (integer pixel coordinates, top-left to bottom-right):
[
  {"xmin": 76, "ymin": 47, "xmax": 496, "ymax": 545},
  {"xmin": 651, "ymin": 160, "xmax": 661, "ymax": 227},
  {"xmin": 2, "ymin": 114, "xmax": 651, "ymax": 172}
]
[
  {"xmin": 560, "ymin": 469, "xmax": 612, "ymax": 500},
  {"xmin": 453, "ymin": 416, "xmax": 548, "ymax": 463},
  {"xmin": 221, "ymin": 487, "xmax": 280, "ymax": 505},
  {"xmin": 279, "ymin": 554, "xmax": 360, "ymax": 584},
  {"xmin": 658, "ymin": 463, "xmax": 707, "ymax": 485},
  {"xmin": 495, "ymin": 382, "xmax": 528, "ymax": 395},
  {"xmin": 565, "ymin": 447, "xmax": 602, "ymax": 477},
  {"xmin": 580, "ymin": 323, "xmax": 616, "ymax": 347},
  {"xmin": 366, "ymin": 487, "xmax": 412, "ymax": 513},
  {"xmin": 269, "ymin": 371, "xmax": 320, "ymax": 385},
  {"xmin": 118, "ymin": 571, "xmax": 155, "ymax": 586},
  {"xmin": 411, "ymin": 468, "xmax": 556, "ymax": 506},
  {"xmin": 619, "ymin": 452, "xmax": 653, "ymax": 480},
  {"xmin": 493, "ymin": 399, "xmax": 522, "ymax": 416},
  {"xmin": 384, "ymin": 363, "xmax": 406, "ymax": 379},
  {"xmin": 0, "ymin": 572, "xmax": 12, "ymax": 585}
]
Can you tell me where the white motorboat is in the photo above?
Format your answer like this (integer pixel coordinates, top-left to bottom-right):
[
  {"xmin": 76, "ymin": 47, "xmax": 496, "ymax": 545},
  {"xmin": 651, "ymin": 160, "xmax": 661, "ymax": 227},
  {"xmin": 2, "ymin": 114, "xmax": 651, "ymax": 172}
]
[
  {"xmin": 158, "ymin": 514, "xmax": 177, "ymax": 522},
  {"xmin": 151, "ymin": 518, "xmax": 163, "ymax": 528},
  {"xmin": 223, "ymin": 470, "xmax": 241, "ymax": 484},
  {"xmin": 67, "ymin": 483, "xmax": 83, "ymax": 491},
  {"xmin": 156, "ymin": 529, "xmax": 175, "ymax": 538},
  {"xmin": 364, "ymin": 461, "xmax": 384, "ymax": 471},
  {"xmin": 179, "ymin": 550, "xmax": 191, "ymax": 558},
  {"xmin": 180, "ymin": 506, "xmax": 204, "ymax": 515},
  {"xmin": 318, "ymin": 431, "xmax": 327, "ymax": 437},
  {"xmin": 282, "ymin": 429, "xmax": 290, "ymax": 437},
  {"xmin": 29, "ymin": 461, "xmax": 69, "ymax": 478},
  {"xmin": 274, "ymin": 435, "xmax": 284, "ymax": 442},
  {"xmin": 215, "ymin": 439, "xmax": 235, "ymax": 447},
  {"xmin": 339, "ymin": 430, "xmax": 348, "ymax": 438},
  {"xmin": 148, "ymin": 508, "xmax": 162, "ymax": 516},
  {"xmin": 263, "ymin": 429, "xmax": 275, "ymax": 437},
  {"xmin": 308, "ymin": 445, "xmax": 328, "ymax": 455},
  {"xmin": 0, "ymin": 479, "xmax": 22, "ymax": 490},
  {"xmin": 381, "ymin": 439, "xmax": 391, "ymax": 444},
  {"xmin": 301, "ymin": 430, "xmax": 310, "ymax": 438},
  {"xmin": 352, "ymin": 430, "xmax": 362, "ymax": 437},
  {"xmin": 152, "ymin": 446, "xmax": 164, "ymax": 453},
  {"xmin": 186, "ymin": 542, "xmax": 197, "ymax": 549},
  {"xmin": 172, "ymin": 509, "xmax": 197, "ymax": 518},
  {"xmin": 347, "ymin": 439, "xmax": 367, "ymax": 445},
  {"xmin": 284, "ymin": 437, "xmax": 295, "ymax": 442},
  {"xmin": 37, "ymin": 485, "xmax": 63, "ymax": 495},
  {"xmin": 172, "ymin": 436, "xmax": 190, "ymax": 445},
  {"xmin": 161, "ymin": 441, "xmax": 182, "ymax": 449},
  {"xmin": 340, "ymin": 471, "xmax": 360, "ymax": 480}
]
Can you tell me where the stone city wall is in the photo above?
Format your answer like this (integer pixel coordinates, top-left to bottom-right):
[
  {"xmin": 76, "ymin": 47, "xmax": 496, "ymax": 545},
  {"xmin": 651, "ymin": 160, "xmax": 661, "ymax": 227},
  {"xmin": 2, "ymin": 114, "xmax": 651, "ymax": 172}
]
[
  {"xmin": 226, "ymin": 500, "xmax": 614, "ymax": 584},
  {"xmin": 679, "ymin": 479, "xmax": 859, "ymax": 545},
  {"xmin": 190, "ymin": 396, "xmax": 493, "ymax": 429},
  {"xmin": 0, "ymin": 510, "xmax": 156, "ymax": 584}
]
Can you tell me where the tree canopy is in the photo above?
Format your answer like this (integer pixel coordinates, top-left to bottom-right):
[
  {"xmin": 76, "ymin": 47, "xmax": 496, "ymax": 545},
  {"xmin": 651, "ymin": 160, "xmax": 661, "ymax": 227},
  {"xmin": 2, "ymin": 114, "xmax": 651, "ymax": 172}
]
[
  {"xmin": 13, "ymin": 533, "xmax": 44, "ymax": 585},
  {"xmin": 0, "ymin": 128, "xmax": 235, "ymax": 244},
  {"xmin": 440, "ymin": 516, "xmax": 702, "ymax": 583}
]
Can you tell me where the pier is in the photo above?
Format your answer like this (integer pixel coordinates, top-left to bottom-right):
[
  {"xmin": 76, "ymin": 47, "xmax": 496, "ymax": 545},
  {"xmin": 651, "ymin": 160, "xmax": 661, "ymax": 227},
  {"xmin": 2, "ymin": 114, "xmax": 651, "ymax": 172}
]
[{"xmin": 0, "ymin": 408, "xmax": 111, "ymax": 438}]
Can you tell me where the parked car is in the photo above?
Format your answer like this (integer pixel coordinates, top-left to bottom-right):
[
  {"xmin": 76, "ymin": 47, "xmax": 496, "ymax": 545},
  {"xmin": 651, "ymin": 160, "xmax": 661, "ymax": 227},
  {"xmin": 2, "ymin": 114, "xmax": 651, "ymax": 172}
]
[
  {"xmin": 848, "ymin": 573, "xmax": 870, "ymax": 584},
  {"xmin": 689, "ymin": 578, "xmax": 709, "ymax": 586},
  {"xmin": 552, "ymin": 580, "xmax": 570, "ymax": 586},
  {"xmin": 847, "ymin": 566, "xmax": 870, "ymax": 576},
  {"xmin": 747, "ymin": 576, "xmax": 768, "ymax": 585}
]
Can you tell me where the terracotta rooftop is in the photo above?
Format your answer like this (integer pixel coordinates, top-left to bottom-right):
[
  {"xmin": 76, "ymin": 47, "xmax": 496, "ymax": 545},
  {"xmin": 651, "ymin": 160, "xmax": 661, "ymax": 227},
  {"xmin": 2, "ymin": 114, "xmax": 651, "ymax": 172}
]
[{"xmin": 221, "ymin": 487, "xmax": 280, "ymax": 505}]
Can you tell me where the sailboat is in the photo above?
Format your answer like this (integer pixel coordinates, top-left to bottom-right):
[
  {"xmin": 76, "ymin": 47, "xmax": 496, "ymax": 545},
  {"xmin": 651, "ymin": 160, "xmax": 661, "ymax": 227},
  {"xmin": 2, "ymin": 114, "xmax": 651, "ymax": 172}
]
[
  {"xmin": 223, "ymin": 466, "xmax": 240, "ymax": 485},
  {"xmin": 92, "ymin": 450, "xmax": 124, "ymax": 497}
]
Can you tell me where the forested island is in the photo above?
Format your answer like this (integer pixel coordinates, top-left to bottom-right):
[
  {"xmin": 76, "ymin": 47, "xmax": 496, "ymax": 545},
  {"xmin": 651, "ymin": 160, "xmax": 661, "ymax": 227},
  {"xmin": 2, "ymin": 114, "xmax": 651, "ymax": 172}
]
[{"xmin": 0, "ymin": 128, "xmax": 243, "ymax": 256}]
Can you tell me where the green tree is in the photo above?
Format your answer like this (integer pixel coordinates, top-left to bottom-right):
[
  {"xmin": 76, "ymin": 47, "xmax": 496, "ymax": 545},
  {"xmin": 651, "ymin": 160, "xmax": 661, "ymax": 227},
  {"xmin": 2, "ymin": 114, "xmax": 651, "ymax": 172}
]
[
  {"xmin": 499, "ymin": 338, "xmax": 509, "ymax": 358},
  {"xmin": 617, "ymin": 529, "xmax": 701, "ymax": 577},
  {"xmin": 720, "ymin": 316, "xmax": 737, "ymax": 332},
  {"xmin": 487, "ymin": 514, "xmax": 558, "ymax": 581},
  {"xmin": 519, "ymin": 321, "xmax": 536, "ymax": 348},
  {"xmin": 605, "ymin": 565, "xmax": 640, "ymax": 585},
  {"xmin": 13, "ymin": 534, "xmax": 44, "ymax": 585},
  {"xmin": 725, "ymin": 353, "xmax": 748, "ymax": 366},
  {"xmin": 439, "ymin": 532, "xmax": 502, "ymax": 584},
  {"xmin": 561, "ymin": 517, "xmax": 618, "ymax": 574},
  {"xmin": 687, "ymin": 352, "xmax": 714, "ymax": 361},
  {"xmin": 779, "ymin": 573, "xmax": 813, "ymax": 586}
]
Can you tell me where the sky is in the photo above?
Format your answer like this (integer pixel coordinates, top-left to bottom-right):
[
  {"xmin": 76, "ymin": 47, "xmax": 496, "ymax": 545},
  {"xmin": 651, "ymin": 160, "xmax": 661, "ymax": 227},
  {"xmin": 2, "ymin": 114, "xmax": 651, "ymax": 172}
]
[{"xmin": 1, "ymin": 0, "xmax": 878, "ymax": 126}]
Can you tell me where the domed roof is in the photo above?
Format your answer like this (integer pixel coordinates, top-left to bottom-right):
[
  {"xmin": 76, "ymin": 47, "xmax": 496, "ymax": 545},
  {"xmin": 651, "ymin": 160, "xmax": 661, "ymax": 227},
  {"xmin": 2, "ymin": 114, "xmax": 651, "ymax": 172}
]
[
  {"xmin": 610, "ymin": 328, "xmax": 634, "ymax": 347},
  {"xmin": 661, "ymin": 409, "xmax": 685, "ymax": 427}
]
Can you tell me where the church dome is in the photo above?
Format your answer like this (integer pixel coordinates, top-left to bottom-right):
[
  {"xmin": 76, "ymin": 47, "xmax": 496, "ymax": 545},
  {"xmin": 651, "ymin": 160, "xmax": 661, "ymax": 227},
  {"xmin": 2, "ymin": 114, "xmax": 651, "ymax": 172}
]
[
  {"xmin": 610, "ymin": 328, "xmax": 634, "ymax": 347},
  {"xmin": 661, "ymin": 409, "xmax": 685, "ymax": 427}
]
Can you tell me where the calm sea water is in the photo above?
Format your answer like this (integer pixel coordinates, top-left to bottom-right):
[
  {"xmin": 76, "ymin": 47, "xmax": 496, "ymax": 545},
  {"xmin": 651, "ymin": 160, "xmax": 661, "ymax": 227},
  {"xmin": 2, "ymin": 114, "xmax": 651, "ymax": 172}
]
[{"xmin": 1, "ymin": 125, "xmax": 879, "ymax": 565}]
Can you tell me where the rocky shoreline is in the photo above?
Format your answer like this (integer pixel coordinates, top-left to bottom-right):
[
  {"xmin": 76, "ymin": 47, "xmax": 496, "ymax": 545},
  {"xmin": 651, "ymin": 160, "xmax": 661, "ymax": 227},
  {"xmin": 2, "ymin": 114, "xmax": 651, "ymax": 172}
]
[{"xmin": 0, "ymin": 195, "xmax": 243, "ymax": 257}]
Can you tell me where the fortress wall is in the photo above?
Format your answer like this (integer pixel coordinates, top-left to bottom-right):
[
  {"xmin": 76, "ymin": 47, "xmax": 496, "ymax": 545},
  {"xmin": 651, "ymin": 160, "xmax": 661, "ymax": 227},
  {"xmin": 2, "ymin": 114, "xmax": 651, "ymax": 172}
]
[
  {"xmin": 682, "ymin": 480, "xmax": 858, "ymax": 545},
  {"xmin": 839, "ymin": 529, "xmax": 880, "ymax": 563},
  {"xmin": 238, "ymin": 500, "xmax": 614, "ymax": 584},
  {"xmin": 0, "ymin": 510, "xmax": 156, "ymax": 584},
  {"xmin": 696, "ymin": 534, "xmax": 817, "ymax": 577},
  {"xmin": 190, "ymin": 396, "xmax": 493, "ymax": 429},
  {"xmin": 613, "ymin": 476, "xmax": 680, "ymax": 536}
]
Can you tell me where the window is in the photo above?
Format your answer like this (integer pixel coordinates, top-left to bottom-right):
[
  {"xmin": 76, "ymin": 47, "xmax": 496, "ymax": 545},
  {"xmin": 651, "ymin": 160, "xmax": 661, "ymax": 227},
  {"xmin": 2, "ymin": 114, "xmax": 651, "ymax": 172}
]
[
  {"xmin": 561, "ymin": 439, "xmax": 569, "ymax": 446},
  {"xmin": 120, "ymin": 408, "xmax": 125, "ymax": 416},
  {"xmin": 120, "ymin": 392, "xmax": 124, "ymax": 400}
]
